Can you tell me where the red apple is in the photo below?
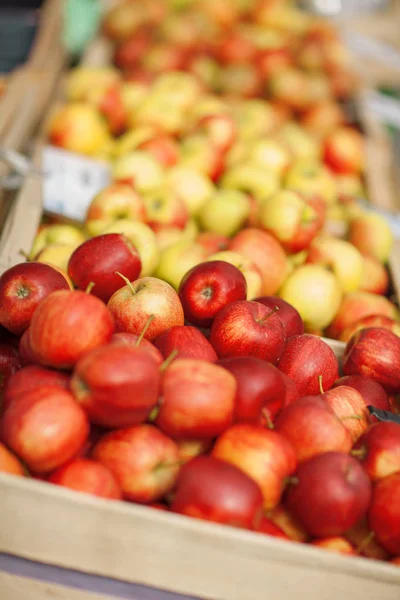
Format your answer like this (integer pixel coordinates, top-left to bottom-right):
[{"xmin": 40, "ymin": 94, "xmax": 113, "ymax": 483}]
[
  {"xmin": 0, "ymin": 262, "xmax": 70, "ymax": 335},
  {"xmin": 153, "ymin": 326, "xmax": 217, "ymax": 362},
  {"xmin": 322, "ymin": 386, "xmax": 370, "ymax": 442},
  {"xmin": 285, "ymin": 452, "xmax": 372, "ymax": 537},
  {"xmin": 214, "ymin": 31, "xmax": 257, "ymax": 65},
  {"xmin": 0, "ymin": 343, "xmax": 21, "ymax": 405},
  {"xmin": 212, "ymin": 424, "xmax": 297, "ymax": 509},
  {"xmin": 278, "ymin": 334, "xmax": 339, "ymax": 396},
  {"xmin": 92, "ymin": 424, "xmax": 180, "ymax": 503},
  {"xmin": 138, "ymin": 135, "xmax": 180, "ymax": 168},
  {"xmin": 275, "ymin": 396, "xmax": 352, "ymax": 463},
  {"xmin": 343, "ymin": 328, "xmax": 400, "ymax": 395},
  {"xmin": 333, "ymin": 375, "xmax": 390, "ymax": 413},
  {"xmin": 352, "ymin": 422, "xmax": 400, "ymax": 482},
  {"xmin": 210, "ymin": 300, "xmax": 285, "ymax": 364},
  {"xmin": 311, "ymin": 537, "xmax": 356, "ymax": 556},
  {"xmin": 323, "ymin": 126, "xmax": 364, "ymax": 175},
  {"xmin": 0, "ymin": 442, "xmax": 25, "ymax": 476},
  {"xmin": 107, "ymin": 276, "xmax": 184, "ymax": 341},
  {"xmin": 171, "ymin": 455, "xmax": 264, "ymax": 530},
  {"xmin": 360, "ymin": 255, "xmax": 389, "ymax": 296},
  {"xmin": 109, "ymin": 331, "xmax": 163, "ymax": 366},
  {"xmin": 254, "ymin": 296, "xmax": 304, "ymax": 338},
  {"xmin": 114, "ymin": 29, "xmax": 153, "ymax": 71},
  {"xmin": 339, "ymin": 315, "xmax": 400, "ymax": 343},
  {"xmin": 369, "ymin": 472, "xmax": 400, "ymax": 555},
  {"xmin": 2, "ymin": 387, "xmax": 89, "ymax": 473},
  {"xmin": 178, "ymin": 261, "xmax": 247, "ymax": 328},
  {"xmin": 218, "ymin": 356, "xmax": 287, "ymax": 424},
  {"xmin": 18, "ymin": 328, "xmax": 37, "ymax": 366},
  {"xmin": 29, "ymin": 290, "xmax": 115, "ymax": 370},
  {"xmin": 257, "ymin": 516, "xmax": 290, "ymax": 540},
  {"xmin": 197, "ymin": 232, "xmax": 229, "ymax": 256},
  {"xmin": 193, "ymin": 114, "xmax": 237, "ymax": 154},
  {"xmin": 70, "ymin": 344, "xmax": 160, "ymax": 428},
  {"xmin": 155, "ymin": 358, "xmax": 236, "ymax": 439},
  {"xmin": 280, "ymin": 372, "xmax": 300, "ymax": 408},
  {"xmin": 3, "ymin": 365, "xmax": 69, "ymax": 412},
  {"xmin": 49, "ymin": 458, "xmax": 122, "ymax": 500},
  {"xmin": 68, "ymin": 234, "xmax": 142, "ymax": 302}
]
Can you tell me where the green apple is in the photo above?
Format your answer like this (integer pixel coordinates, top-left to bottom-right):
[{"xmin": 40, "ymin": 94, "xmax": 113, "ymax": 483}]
[
  {"xmin": 231, "ymin": 99, "xmax": 278, "ymax": 140},
  {"xmin": 155, "ymin": 241, "xmax": 206, "ymax": 290},
  {"xmin": 151, "ymin": 72, "xmax": 202, "ymax": 112},
  {"xmin": 220, "ymin": 163, "xmax": 280, "ymax": 202},
  {"xmin": 248, "ymin": 138, "xmax": 291, "ymax": 176},
  {"xmin": 101, "ymin": 219, "xmax": 159, "ymax": 276},
  {"xmin": 259, "ymin": 189, "xmax": 315, "ymax": 243},
  {"xmin": 166, "ymin": 166, "xmax": 215, "ymax": 217},
  {"xmin": 198, "ymin": 190, "xmax": 250, "ymax": 237},
  {"xmin": 285, "ymin": 159, "xmax": 338, "ymax": 206},
  {"xmin": 278, "ymin": 123, "xmax": 319, "ymax": 162}
]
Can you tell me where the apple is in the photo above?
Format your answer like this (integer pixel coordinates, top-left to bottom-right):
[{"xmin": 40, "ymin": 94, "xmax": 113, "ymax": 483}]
[
  {"xmin": 109, "ymin": 331, "xmax": 163, "ymax": 366},
  {"xmin": 212, "ymin": 424, "xmax": 297, "ymax": 509},
  {"xmin": 102, "ymin": 0, "xmax": 156, "ymax": 41},
  {"xmin": 142, "ymin": 44, "xmax": 189, "ymax": 75},
  {"xmin": 278, "ymin": 334, "xmax": 339, "ymax": 396},
  {"xmin": 66, "ymin": 66, "xmax": 120, "ymax": 102},
  {"xmin": 153, "ymin": 326, "xmax": 217, "ymax": 362},
  {"xmin": 269, "ymin": 67, "xmax": 310, "ymax": 111},
  {"xmin": 306, "ymin": 237, "xmax": 363, "ymax": 294},
  {"xmin": 333, "ymin": 375, "xmax": 390, "ymax": 413},
  {"xmin": 154, "ymin": 241, "xmax": 206, "ymax": 291},
  {"xmin": 33, "ymin": 244, "xmax": 77, "ymax": 275},
  {"xmin": 100, "ymin": 220, "xmax": 159, "ymax": 277},
  {"xmin": 92, "ymin": 424, "xmax": 180, "ymax": 503},
  {"xmin": 178, "ymin": 260, "xmax": 247, "ymax": 328},
  {"xmin": 345, "ymin": 518, "xmax": 389, "ymax": 561},
  {"xmin": 205, "ymin": 251, "xmax": 263, "ymax": 300},
  {"xmin": 254, "ymin": 296, "xmax": 304, "ymax": 338},
  {"xmin": 229, "ymin": 228, "xmax": 289, "ymax": 296},
  {"xmin": 47, "ymin": 102, "xmax": 110, "ymax": 157},
  {"xmin": 165, "ymin": 166, "xmax": 215, "ymax": 217},
  {"xmin": 279, "ymin": 265, "xmax": 342, "ymax": 331},
  {"xmin": 114, "ymin": 29, "xmax": 153, "ymax": 71},
  {"xmin": 30, "ymin": 224, "xmax": 85, "ymax": 260},
  {"xmin": 70, "ymin": 344, "xmax": 160, "ymax": 428},
  {"xmin": 220, "ymin": 163, "xmax": 280, "ymax": 203},
  {"xmin": 348, "ymin": 213, "xmax": 394, "ymax": 264},
  {"xmin": 153, "ymin": 220, "xmax": 198, "ymax": 253},
  {"xmin": 280, "ymin": 372, "xmax": 300, "ymax": 408},
  {"xmin": 2, "ymin": 386, "xmax": 89, "ymax": 473},
  {"xmin": 339, "ymin": 315, "xmax": 400, "ymax": 343},
  {"xmin": 266, "ymin": 505, "xmax": 309, "ymax": 543},
  {"xmin": 87, "ymin": 82, "xmax": 128, "ymax": 136},
  {"xmin": 171, "ymin": 455, "xmax": 264, "ymax": 530},
  {"xmin": 142, "ymin": 188, "xmax": 189, "ymax": 230},
  {"xmin": 218, "ymin": 63, "xmax": 263, "ymax": 98},
  {"xmin": 248, "ymin": 138, "xmax": 291, "ymax": 177},
  {"xmin": 352, "ymin": 422, "xmax": 400, "ymax": 482},
  {"xmin": 138, "ymin": 134, "xmax": 180, "ymax": 168},
  {"xmin": 197, "ymin": 233, "xmax": 229, "ymax": 256},
  {"xmin": 29, "ymin": 290, "xmax": 115, "ymax": 370},
  {"xmin": 368, "ymin": 472, "xmax": 400, "ymax": 555},
  {"xmin": 155, "ymin": 358, "xmax": 236, "ymax": 439},
  {"xmin": 284, "ymin": 160, "xmax": 337, "ymax": 206},
  {"xmin": 68, "ymin": 234, "xmax": 142, "ymax": 302},
  {"xmin": 322, "ymin": 386, "xmax": 370, "ymax": 442},
  {"xmin": 0, "ymin": 442, "xmax": 25, "ymax": 476},
  {"xmin": 300, "ymin": 101, "xmax": 345, "ymax": 138},
  {"xmin": 343, "ymin": 328, "xmax": 400, "ymax": 394},
  {"xmin": 285, "ymin": 452, "xmax": 372, "ymax": 537},
  {"xmin": 3, "ymin": 365, "xmax": 69, "ymax": 412},
  {"xmin": 275, "ymin": 396, "xmax": 352, "ymax": 463},
  {"xmin": 326, "ymin": 292, "xmax": 399, "ymax": 340},
  {"xmin": 18, "ymin": 328, "xmax": 37, "ymax": 366},
  {"xmin": 323, "ymin": 126, "xmax": 364, "ymax": 175},
  {"xmin": 179, "ymin": 134, "xmax": 225, "ymax": 182},
  {"xmin": 210, "ymin": 300, "xmax": 285, "ymax": 364},
  {"xmin": 214, "ymin": 30, "xmax": 258, "ymax": 65},
  {"xmin": 198, "ymin": 190, "xmax": 250, "ymax": 238},
  {"xmin": 85, "ymin": 183, "xmax": 146, "ymax": 237},
  {"xmin": 218, "ymin": 356, "xmax": 287, "ymax": 424},
  {"xmin": 311, "ymin": 537, "xmax": 356, "ymax": 556},
  {"xmin": 257, "ymin": 517, "xmax": 290, "ymax": 540},
  {"xmin": 192, "ymin": 113, "xmax": 237, "ymax": 155},
  {"xmin": 259, "ymin": 191, "xmax": 326, "ymax": 254},
  {"xmin": 112, "ymin": 151, "xmax": 165, "ymax": 193},
  {"xmin": 107, "ymin": 276, "xmax": 184, "ymax": 341},
  {"xmin": 49, "ymin": 458, "xmax": 122, "ymax": 500},
  {"xmin": 0, "ymin": 262, "xmax": 71, "ymax": 336},
  {"xmin": 359, "ymin": 255, "xmax": 389, "ymax": 295},
  {"xmin": 176, "ymin": 439, "xmax": 213, "ymax": 465}
]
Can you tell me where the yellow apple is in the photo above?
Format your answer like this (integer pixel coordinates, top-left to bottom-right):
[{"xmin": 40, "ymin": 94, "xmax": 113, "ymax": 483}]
[
  {"xmin": 65, "ymin": 67, "xmax": 121, "ymax": 102},
  {"xmin": 206, "ymin": 250, "xmax": 263, "ymax": 300},
  {"xmin": 30, "ymin": 224, "xmax": 85, "ymax": 259},
  {"xmin": 231, "ymin": 99, "xmax": 280, "ymax": 140},
  {"xmin": 220, "ymin": 163, "xmax": 280, "ymax": 202},
  {"xmin": 279, "ymin": 264, "xmax": 343, "ymax": 331},
  {"xmin": 112, "ymin": 151, "xmax": 165, "ymax": 193},
  {"xmin": 101, "ymin": 220, "xmax": 159, "ymax": 276},
  {"xmin": 348, "ymin": 212, "xmax": 393, "ymax": 264},
  {"xmin": 198, "ymin": 190, "xmax": 250, "ymax": 237},
  {"xmin": 259, "ymin": 190, "xmax": 316, "ymax": 245},
  {"xmin": 248, "ymin": 138, "xmax": 291, "ymax": 177},
  {"xmin": 306, "ymin": 237, "xmax": 364, "ymax": 294},
  {"xmin": 110, "ymin": 126, "xmax": 157, "ymax": 159},
  {"xmin": 33, "ymin": 243, "xmax": 77, "ymax": 273},
  {"xmin": 121, "ymin": 82, "xmax": 151, "ymax": 119},
  {"xmin": 154, "ymin": 219, "xmax": 198, "ymax": 252},
  {"xmin": 142, "ymin": 188, "xmax": 189, "ymax": 230},
  {"xmin": 155, "ymin": 241, "xmax": 206, "ymax": 290},
  {"xmin": 133, "ymin": 96, "xmax": 186, "ymax": 135},
  {"xmin": 165, "ymin": 166, "xmax": 215, "ymax": 217},
  {"xmin": 85, "ymin": 183, "xmax": 146, "ymax": 237},
  {"xmin": 277, "ymin": 123, "xmax": 319, "ymax": 162},
  {"xmin": 151, "ymin": 72, "xmax": 202, "ymax": 112},
  {"xmin": 285, "ymin": 159, "xmax": 338, "ymax": 205}
]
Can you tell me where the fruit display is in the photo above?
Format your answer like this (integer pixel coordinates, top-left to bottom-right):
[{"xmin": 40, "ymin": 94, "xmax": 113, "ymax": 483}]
[{"xmin": 1, "ymin": 0, "xmax": 400, "ymax": 583}]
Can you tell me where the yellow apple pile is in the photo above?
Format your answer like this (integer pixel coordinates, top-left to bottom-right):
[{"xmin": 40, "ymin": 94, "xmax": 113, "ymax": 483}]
[{"xmin": 38, "ymin": 0, "xmax": 398, "ymax": 341}]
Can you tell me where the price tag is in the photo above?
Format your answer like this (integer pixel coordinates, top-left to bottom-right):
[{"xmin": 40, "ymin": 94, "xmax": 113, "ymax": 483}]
[{"xmin": 42, "ymin": 146, "xmax": 112, "ymax": 223}]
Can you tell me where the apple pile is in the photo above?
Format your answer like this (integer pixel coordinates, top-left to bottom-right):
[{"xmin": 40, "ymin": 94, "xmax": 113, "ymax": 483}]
[
  {"xmin": 0, "ymin": 252, "xmax": 400, "ymax": 566},
  {"xmin": 40, "ymin": 0, "xmax": 399, "ymax": 341}
]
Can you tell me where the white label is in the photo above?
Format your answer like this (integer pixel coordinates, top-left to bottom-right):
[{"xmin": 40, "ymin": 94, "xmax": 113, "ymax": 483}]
[{"xmin": 42, "ymin": 146, "xmax": 112, "ymax": 222}]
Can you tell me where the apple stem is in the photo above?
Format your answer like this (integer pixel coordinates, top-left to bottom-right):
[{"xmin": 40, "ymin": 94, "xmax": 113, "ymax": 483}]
[
  {"xmin": 85, "ymin": 282, "xmax": 95, "ymax": 294},
  {"xmin": 318, "ymin": 375, "xmax": 324, "ymax": 395},
  {"xmin": 19, "ymin": 249, "xmax": 30, "ymax": 261},
  {"xmin": 350, "ymin": 448, "xmax": 366, "ymax": 459},
  {"xmin": 160, "ymin": 349, "xmax": 179, "ymax": 372},
  {"xmin": 340, "ymin": 415, "xmax": 363, "ymax": 422},
  {"xmin": 259, "ymin": 305, "xmax": 280, "ymax": 324},
  {"xmin": 355, "ymin": 531, "xmax": 375, "ymax": 556},
  {"xmin": 262, "ymin": 408, "xmax": 275, "ymax": 430},
  {"xmin": 148, "ymin": 405, "xmax": 160, "ymax": 422},
  {"xmin": 115, "ymin": 271, "xmax": 136, "ymax": 295},
  {"xmin": 136, "ymin": 315, "xmax": 155, "ymax": 347},
  {"xmin": 284, "ymin": 476, "xmax": 299, "ymax": 487}
]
